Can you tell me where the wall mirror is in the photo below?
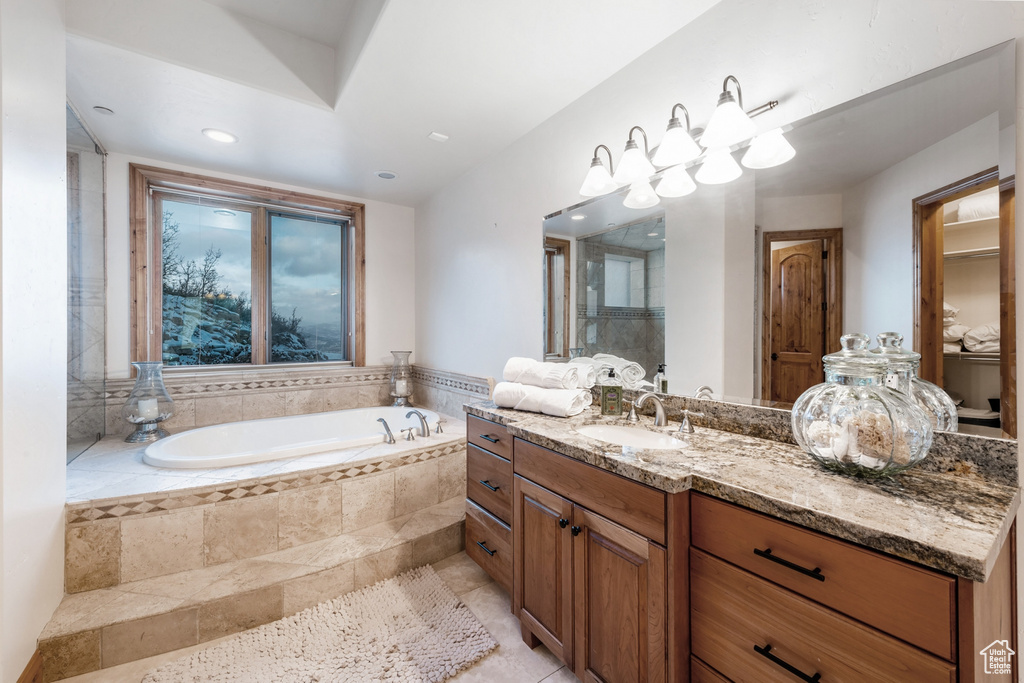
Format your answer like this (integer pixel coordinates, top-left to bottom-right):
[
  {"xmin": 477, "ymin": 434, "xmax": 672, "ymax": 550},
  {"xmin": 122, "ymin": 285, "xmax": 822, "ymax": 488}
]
[{"xmin": 543, "ymin": 42, "xmax": 1016, "ymax": 438}]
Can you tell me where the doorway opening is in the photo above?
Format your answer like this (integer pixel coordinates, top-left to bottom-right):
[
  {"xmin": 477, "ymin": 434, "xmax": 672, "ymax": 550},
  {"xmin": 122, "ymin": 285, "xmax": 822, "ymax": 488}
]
[
  {"xmin": 760, "ymin": 229, "xmax": 843, "ymax": 404},
  {"xmin": 544, "ymin": 236, "xmax": 571, "ymax": 359}
]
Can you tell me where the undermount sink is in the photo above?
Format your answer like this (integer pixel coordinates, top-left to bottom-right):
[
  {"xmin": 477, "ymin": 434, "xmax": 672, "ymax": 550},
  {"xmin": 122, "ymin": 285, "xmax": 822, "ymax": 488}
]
[{"xmin": 575, "ymin": 424, "xmax": 685, "ymax": 450}]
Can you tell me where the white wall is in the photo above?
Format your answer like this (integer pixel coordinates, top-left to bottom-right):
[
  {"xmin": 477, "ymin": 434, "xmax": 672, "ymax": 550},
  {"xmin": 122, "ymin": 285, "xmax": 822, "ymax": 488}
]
[
  {"xmin": 104, "ymin": 154, "xmax": 416, "ymax": 378},
  {"xmin": 0, "ymin": 0, "xmax": 68, "ymax": 678},
  {"xmin": 757, "ymin": 194, "xmax": 843, "ymax": 234},
  {"xmin": 843, "ymin": 114, "xmax": 998, "ymax": 338}
]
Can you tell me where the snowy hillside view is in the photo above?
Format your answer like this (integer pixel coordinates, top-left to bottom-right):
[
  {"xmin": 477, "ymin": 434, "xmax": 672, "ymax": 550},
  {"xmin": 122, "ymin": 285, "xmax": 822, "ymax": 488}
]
[{"xmin": 161, "ymin": 207, "xmax": 345, "ymax": 365}]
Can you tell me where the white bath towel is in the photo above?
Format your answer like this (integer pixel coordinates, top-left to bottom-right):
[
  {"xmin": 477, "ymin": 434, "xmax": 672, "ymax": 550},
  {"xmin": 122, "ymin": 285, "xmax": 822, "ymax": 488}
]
[
  {"xmin": 943, "ymin": 342, "xmax": 962, "ymax": 353},
  {"xmin": 964, "ymin": 323, "xmax": 1000, "ymax": 351},
  {"xmin": 492, "ymin": 382, "xmax": 592, "ymax": 418},
  {"xmin": 502, "ymin": 357, "xmax": 582, "ymax": 390},
  {"xmin": 943, "ymin": 301, "xmax": 959, "ymax": 322},
  {"xmin": 943, "ymin": 323, "xmax": 970, "ymax": 343},
  {"xmin": 576, "ymin": 354, "xmax": 653, "ymax": 391}
]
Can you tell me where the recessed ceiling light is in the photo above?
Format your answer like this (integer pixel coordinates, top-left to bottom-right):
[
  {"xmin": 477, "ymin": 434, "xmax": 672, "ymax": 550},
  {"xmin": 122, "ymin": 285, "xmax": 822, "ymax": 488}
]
[
  {"xmin": 214, "ymin": 210, "xmax": 236, "ymax": 217},
  {"xmin": 375, "ymin": 170, "xmax": 398, "ymax": 180},
  {"xmin": 571, "ymin": 215, "xmax": 586, "ymax": 221},
  {"xmin": 202, "ymin": 128, "xmax": 238, "ymax": 143},
  {"xmin": 427, "ymin": 132, "xmax": 449, "ymax": 143},
  {"xmin": 647, "ymin": 232, "xmax": 658, "ymax": 236},
  {"xmin": 92, "ymin": 106, "xmax": 114, "ymax": 115}
]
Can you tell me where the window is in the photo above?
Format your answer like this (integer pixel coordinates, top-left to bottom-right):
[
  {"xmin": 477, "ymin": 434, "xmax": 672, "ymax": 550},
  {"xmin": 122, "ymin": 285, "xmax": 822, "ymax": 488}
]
[{"xmin": 131, "ymin": 165, "xmax": 365, "ymax": 368}]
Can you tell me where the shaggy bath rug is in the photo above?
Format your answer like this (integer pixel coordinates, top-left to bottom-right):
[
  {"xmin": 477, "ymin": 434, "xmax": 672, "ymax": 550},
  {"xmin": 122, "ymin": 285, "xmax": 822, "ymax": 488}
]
[{"xmin": 143, "ymin": 566, "xmax": 497, "ymax": 683}]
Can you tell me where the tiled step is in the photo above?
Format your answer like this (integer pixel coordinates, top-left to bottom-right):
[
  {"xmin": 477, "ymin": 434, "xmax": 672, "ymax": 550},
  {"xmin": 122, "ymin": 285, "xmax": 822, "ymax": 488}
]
[{"xmin": 39, "ymin": 497, "xmax": 465, "ymax": 682}]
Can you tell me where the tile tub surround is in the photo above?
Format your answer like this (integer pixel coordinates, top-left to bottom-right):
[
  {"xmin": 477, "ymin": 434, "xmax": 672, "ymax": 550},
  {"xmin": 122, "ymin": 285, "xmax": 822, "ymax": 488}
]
[
  {"xmin": 412, "ymin": 365, "xmax": 491, "ymax": 418},
  {"xmin": 466, "ymin": 401, "xmax": 1020, "ymax": 583},
  {"xmin": 64, "ymin": 422, "xmax": 467, "ymax": 593},
  {"xmin": 41, "ymin": 498, "xmax": 466, "ymax": 681}
]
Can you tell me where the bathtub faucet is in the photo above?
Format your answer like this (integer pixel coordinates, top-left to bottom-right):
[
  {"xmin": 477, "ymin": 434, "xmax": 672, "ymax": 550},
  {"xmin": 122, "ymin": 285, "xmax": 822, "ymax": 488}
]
[
  {"xmin": 407, "ymin": 410, "xmax": 431, "ymax": 438},
  {"xmin": 377, "ymin": 418, "xmax": 396, "ymax": 444}
]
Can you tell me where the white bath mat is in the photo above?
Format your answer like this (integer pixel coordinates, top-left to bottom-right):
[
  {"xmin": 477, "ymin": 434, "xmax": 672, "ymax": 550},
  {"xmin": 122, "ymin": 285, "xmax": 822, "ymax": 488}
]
[{"xmin": 143, "ymin": 566, "xmax": 497, "ymax": 683}]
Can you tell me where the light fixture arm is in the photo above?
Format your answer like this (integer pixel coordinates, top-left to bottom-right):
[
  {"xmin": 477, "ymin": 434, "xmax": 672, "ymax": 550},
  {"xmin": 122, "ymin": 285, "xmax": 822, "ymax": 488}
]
[
  {"xmin": 669, "ymin": 104, "xmax": 692, "ymax": 131},
  {"xmin": 627, "ymin": 126, "xmax": 651, "ymax": 156},
  {"xmin": 592, "ymin": 144, "xmax": 615, "ymax": 175},
  {"xmin": 746, "ymin": 100, "xmax": 779, "ymax": 118},
  {"xmin": 722, "ymin": 75, "xmax": 743, "ymax": 108}
]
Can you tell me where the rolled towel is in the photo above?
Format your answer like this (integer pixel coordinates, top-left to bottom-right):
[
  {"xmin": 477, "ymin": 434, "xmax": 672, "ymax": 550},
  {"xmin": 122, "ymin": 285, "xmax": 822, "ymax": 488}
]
[
  {"xmin": 502, "ymin": 357, "xmax": 581, "ymax": 390},
  {"xmin": 492, "ymin": 381, "xmax": 592, "ymax": 418},
  {"xmin": 591, "ymin": 353, "xmax": 654, "ymax": 391}
]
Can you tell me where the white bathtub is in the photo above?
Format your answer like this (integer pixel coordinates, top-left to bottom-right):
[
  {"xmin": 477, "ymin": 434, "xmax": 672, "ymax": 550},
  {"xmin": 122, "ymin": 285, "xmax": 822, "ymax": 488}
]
[{"xmin": 143, "ymin": 406, "xmax": 440, "ymax": 469}]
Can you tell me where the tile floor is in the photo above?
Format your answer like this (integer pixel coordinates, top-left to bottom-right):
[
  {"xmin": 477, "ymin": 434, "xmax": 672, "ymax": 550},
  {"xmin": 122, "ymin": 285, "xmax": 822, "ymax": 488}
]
[{"xmin": 62, "ymin": 551, "xmax": 576, "ymax": 683}]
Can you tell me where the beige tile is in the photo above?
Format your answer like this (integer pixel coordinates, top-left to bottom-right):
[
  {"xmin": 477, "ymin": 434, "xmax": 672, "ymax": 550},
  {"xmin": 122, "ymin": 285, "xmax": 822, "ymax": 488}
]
[
  {"xmin": 116, "ymin": 562, "xmax": 235, "ymax": 600},
  {"xmin": 432, "ymin": 551, "xmax": 493, "ymax": 596},
  {"xmin": 198, "ymin": 585, "xmax": 283, "ymax": 642},
  {"xmin": 438, "ymin": 451, "xmax": 468, "ymax": 501},
  {"xmin": 40, "ymin": 630, "xmax": 101, "ymax": 682},
  {"xmin": 385, "ymin": 511, "xmax": 461, "ymax": 549},
  {"xmin": 204, "ymin": 495, "xmax": 279, "ymax": 565},
  {"xmin": 341, "ymin": 471, "xmax": 395, "ymax": 532},
  {"xmin": 69, "ymin": 591, "xmax": 184, "ymax": 632},
  {"xmin": 101, "ymin": 608, "xmax": 198, "ymax": 668},
  {"xmin": 285, "ymin": 389, "xmax": 325, "ymax": 416},
  {"xmin": 185, "ymin": 559, "xmax": 313, "ymax": 603},
  {"xmin": 66, "ymin": 521, "xmax": 120, "ymax": 593},
  {"xmin": 194, "ymin": 395, "xmax": 244, "ymax": 427},
  {"xmin": 308, "ymin": 534, "xmax": 390, "ymax": 568},
  {"xmin": 394, "ymin": 459, "xmax": 440, "ymax": 517},
  {"xmin": 353, "ymin": 542, "xmax": 414, "ymax": 589},
  {"xmin": 242, "ymin": 391, "xmax": 287, "ymax": 420},
  {"xmin": 162, "ymin": 398, "xmax": 196, "ymax": 432},
  {"xmin": 105, "ymin": 404, "xmax": 132, "ymax": 437},
  {"xmin": 121, "ymin": 508, "xmax": 204, "ymax": 582},
  {"xmin": 540, "ymin": 667, "xmax": 579, "ymax": 682},
  {"xmin": 40, "ymin": 589, "xmax": 122, "ymax": 640},
  {"xmin": 278, "ymin": 484, "xmax": 342, "ymax": 549},
  {"xmin": 281, "ymin": 563, "xmax": 355, "ymax": 616},
  {"xmin": 323, "ymin": 386, "xmax": 361, "ymax": 411},
  {"xmin": 347, "ymin": 513, "xmax": 412, "ymax": 540},
  {"xmin": 260, "ymin": 536, "xmax": 334, "ymax": 565},
  {"xmin": 60, "ymin": 635, "xmax": 237, "ymax": 683},
  {"xmin": 412, "ymin": 520, "xmax": 465, "ymax": 566}
]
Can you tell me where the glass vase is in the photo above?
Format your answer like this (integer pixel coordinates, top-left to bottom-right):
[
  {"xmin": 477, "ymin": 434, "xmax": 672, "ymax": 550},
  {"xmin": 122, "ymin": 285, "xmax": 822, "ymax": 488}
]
[
  {"xmin": 122, "ymin": 361, "xmax": 175, "ymax": 443},
  {"xmin": 389, "ymin": 351, "xmax": 413, "ymax": 407},
  {"xmin": 870, "ymin": 331, "xmax": 958, "ymax": 432}
]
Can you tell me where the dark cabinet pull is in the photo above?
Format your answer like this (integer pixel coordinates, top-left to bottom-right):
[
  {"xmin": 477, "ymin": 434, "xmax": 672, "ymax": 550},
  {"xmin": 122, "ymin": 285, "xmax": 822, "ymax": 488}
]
[
  {"xmin": 475, "ymin": 541, "xmax": 496, "ymax": 557},
  {"xmin": 571, "ymin": 525, "xmax": 582, "ymax": 536},
  {"xmin": 478, "ymin": 480, "xmax": 499, "ymax": 492},
  {"xmin": 754, "ymin": 644, "xmax": 821, "ymax": 682},
  {"xmin": 771, "ymin": 352, "xmax": 779, "ymax": 361},
  {"xmin": 478, "ymin": 434, "xmax": 499, "ymax": 444},
  {"xmin": 559, "ymin": 518, "xmax": 569, "ymax": 528},
  {"xmin": 754, "ymin": 547, "xmax": 825, "ymax": 582}
]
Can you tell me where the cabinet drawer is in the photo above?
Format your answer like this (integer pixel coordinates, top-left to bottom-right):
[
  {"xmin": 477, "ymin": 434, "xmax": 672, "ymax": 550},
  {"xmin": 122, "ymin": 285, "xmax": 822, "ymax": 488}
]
[
  {"xmin": 691, "ymin": 494, "xmax": 956, "ymax": 660},
  {"xmin": 467, "ymin": 415, "xmax": 511, "ymax": 460},
  {"xmin": 514, "ymin": 437, "xmax": 666, "ymax": 545},
  {"xmin": 465, "ymin": 499, "xmax": 512, "ymax": 593},
  {"xmin": 690, "ymin": 548, "xmax": 955, "ymax": 683},
  {"xmin": 466, "ymin": 444, "xmax": 512, "ymax": 524},
  {"xmin": 691, "ymin": 657, "xmax": 729, "ymax": 682}
]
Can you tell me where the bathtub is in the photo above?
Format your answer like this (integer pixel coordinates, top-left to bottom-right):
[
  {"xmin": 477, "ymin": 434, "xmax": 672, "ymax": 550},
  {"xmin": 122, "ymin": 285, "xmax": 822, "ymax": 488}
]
[{"xmin": 143, "ymin": 406, "xmax": 440, "ymax": 469}]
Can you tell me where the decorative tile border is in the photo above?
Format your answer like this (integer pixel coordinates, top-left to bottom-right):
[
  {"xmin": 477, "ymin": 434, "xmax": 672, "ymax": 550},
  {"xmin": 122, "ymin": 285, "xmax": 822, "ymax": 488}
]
[
  {"xmin": 66, "ymin": 439, "xmax": 466, "ymax": 525},
  {"xmin": 411, "ymin": 365, "xmax": 490, "ymax": 397},
  {"xmin": 576, "ymin": 305, "xmax": 665, "ymax": 319}
]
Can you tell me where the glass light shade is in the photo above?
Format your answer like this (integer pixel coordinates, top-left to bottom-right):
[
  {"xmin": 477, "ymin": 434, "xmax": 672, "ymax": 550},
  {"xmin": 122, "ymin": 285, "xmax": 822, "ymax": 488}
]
[
  {"xmin": 623, "ymin": 180, "xmax": 660, "ymax": 209},
  {"xmin": 579, "ymin": 158, "xmax": 618, "ymax": 197},
  {"xmin": 652, "ymin": 123, "xmax": 702, "ymax": 167},
  {"xmin": 741, "ymin": 128, "xmax": 796, "ymax": 169},
  {"xmin": 655, "ymin": 165, "xmax": 697, "ymax": 198},
  {"xmin": 700, "ymin": 93, "xmax": 757, "ymax": 148},
  {"xmin": 612, "ymin": 140, "xmax": 656, "ymax": 184},
  {"xmin": 122, "ymin": 361, "xmax": 175, "ymax": 443},
  {"xmin": 695, "ymin": 148, "xmax": 742, "ymax": 184}
]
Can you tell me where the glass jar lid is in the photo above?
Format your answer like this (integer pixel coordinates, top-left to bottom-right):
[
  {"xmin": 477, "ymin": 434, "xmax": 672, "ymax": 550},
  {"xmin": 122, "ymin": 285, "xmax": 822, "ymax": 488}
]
[
  {"xmin": 870, "ymin": 331, "xmax": 921, "ymax": 364},
  {"xmin": 823, "ymin": 333, "xmax": 888, "ymax": 369}
]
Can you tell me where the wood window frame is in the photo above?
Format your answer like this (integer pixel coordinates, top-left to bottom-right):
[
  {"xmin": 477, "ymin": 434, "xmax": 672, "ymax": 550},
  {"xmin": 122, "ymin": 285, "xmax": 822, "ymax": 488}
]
[
  {"xmin": 544, "ymin": 236, "xmax": 572, "ymax": 359},
  {"xmin": 759, "ymin": 228, "xmax": 844, "ymax": 402},
  {"xmin": 129, "ymin": 164, "xmax": 366, "ymax": 370}
]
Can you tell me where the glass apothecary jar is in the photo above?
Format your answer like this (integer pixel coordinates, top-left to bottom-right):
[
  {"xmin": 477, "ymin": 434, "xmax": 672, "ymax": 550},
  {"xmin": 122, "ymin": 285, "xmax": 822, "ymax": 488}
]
[
  {"xmin": 791, "ymin": 334, "xmax": 933, "ymax": 477},
  {"xmin": 121, "ymin": 361, "xmax": 175, "ymax": 443},
  {"xmin": 871, "ymin": 331, "xmax": 958, "ymax": 432},
  {"xmin": 389, "ymin": 351, "xmax": 413, "ymax": 407}
]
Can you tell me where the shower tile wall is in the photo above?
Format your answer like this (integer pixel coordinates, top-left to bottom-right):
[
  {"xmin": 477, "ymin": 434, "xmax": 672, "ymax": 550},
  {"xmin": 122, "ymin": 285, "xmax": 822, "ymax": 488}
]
[{"xmin": 67, "ymin": 107, "xmax": 106, "ymax": 462}]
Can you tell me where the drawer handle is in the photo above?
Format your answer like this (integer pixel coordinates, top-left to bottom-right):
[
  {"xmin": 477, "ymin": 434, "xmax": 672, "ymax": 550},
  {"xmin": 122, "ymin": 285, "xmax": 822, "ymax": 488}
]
[
  {"xmin": 475, "ymin": 541, "xmax": 496, "ymax": 557},
  {"xmin": 754, "ymin": 548, "xmax": 825, "ymax": 582},
  {"xmin": 478, "ymin": 434, "xmax": 500, "ymax": 444},
  {"xmin": 478, "ymin": 479, "xmax": 500, "ymax": 492},
  {"xmin": 754, "ymin": 644, "xmax": 821, "ymax": 683}
]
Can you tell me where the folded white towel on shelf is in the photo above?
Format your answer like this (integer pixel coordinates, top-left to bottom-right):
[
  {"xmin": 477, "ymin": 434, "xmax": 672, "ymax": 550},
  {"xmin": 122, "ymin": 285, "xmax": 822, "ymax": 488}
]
[
  {"xmin": 964, "ymin": 323, "xmax": 1000, "ymax": 351},
  {"xmin": 943, "ymin": 301, "xmax": 960, "ymax": 321},
  {"xmin": 965, "ymin": 340, "xmax": 1000, "ymax": 353},
  {"xmin": 570, "ymin": 354, "xmax": 653, "ymax": 391},
  {"xmin": 491, "ymin": 382, "xmax": 592, "ymax": 418},
  {"xmin": 943, "ymin": 323, "xmax": 970, "ymax": 342},
  {"xmin": 943, "ymin": 342, "xmax": 962, "ymax": 353},
  {"xmin": 502, "ymin": 357, "xmax": 582, "ymax": 390}
]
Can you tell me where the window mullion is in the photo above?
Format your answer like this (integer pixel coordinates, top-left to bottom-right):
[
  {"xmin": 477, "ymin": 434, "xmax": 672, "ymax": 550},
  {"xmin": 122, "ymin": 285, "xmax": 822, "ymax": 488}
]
[{"xmin": 252, "ymin": 207, "xmax": 269, "ymax": 365}]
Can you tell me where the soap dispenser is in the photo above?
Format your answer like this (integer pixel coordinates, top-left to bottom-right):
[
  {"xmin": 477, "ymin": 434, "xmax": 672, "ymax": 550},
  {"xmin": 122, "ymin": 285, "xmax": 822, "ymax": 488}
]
[
  {"xmin": 653, "ymin": 363, "xmax": 668, "ymax": 394},
  {"xmin": 600, "ymin": 368, "xmax": 623, "ymax": 416}
]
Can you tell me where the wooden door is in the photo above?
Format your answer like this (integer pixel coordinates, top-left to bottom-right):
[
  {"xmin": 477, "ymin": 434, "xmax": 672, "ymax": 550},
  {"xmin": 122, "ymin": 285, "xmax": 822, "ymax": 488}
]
[
  {"xmin": 572, "ymin": 507, "xmax": 667, "ymax": 683},
  {"xmin": 768, "ymin": 241, "xmax": 825, "ymax": 403},
  {"xmin": 514, "ymin": 475, "xmax": 574, "ymax": 667}
]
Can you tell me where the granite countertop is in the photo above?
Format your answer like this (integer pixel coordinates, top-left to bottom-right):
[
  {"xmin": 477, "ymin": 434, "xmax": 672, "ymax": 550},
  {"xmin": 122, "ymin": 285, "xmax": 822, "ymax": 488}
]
[{"xmin": 465, "ymin": 402, "xmax": 1020, "ymax": 583}]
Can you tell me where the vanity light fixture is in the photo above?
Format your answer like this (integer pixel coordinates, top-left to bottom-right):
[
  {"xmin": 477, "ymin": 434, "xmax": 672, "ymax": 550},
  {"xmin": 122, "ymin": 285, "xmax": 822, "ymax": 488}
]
[
  {"xmin": 579, "ymin": 144, "xmax": 619, "ymax": 197},
  {"xmin": 651, "ymin": 104, "xmax": 702, "ymax": 167},
  {"xmin": 655, "ymin": 164, "xmax": 697, "ymax": 197},
  {"xmin": 695, "ymin": 148, "xmax": 742, "ymax": 184},
  {"xmin": 700, "ymin": 76, "xmax": 757, "ymax": 149},
  {"xmin": 612, "ymin": 126, "xmax": 656, "ymax": 185},
  {"xmin": 623, "ymin": 179, "xmax": 660, "ymax": 209},
  {"xmin": 202, "ymin": 128, "xmax": 238, "ymax": 143},
  {"xmin": 741, "ymin": 128, "xmax": 796, "ymax": 169}
]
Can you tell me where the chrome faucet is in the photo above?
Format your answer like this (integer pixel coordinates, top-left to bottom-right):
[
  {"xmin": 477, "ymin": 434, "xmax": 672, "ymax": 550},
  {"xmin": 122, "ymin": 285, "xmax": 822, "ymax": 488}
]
[
  {"xmin": 402, "ymin": 427, "xmax": 416, "ymax": 441},
  {"xmin": 633, "ymin": 392, "xmax": 667, "ymax": 426},
  {"xmin": 693, "ymin": 385, "xmax": 714, "ymax": 400},
  {"xmin": 377, "ymin": 417, "xmax": 396, "ymax": 444},
  {"xmin": 678, "ymin": 409, "xmax": 705, "ymax": 434},
  {"xmin": 407, "ymin": 410, "xmax": 430, "ymax": 438}
]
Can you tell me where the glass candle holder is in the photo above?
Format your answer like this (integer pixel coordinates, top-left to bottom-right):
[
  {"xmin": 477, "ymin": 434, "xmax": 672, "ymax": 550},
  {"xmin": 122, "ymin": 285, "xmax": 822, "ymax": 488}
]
[
  {"xmin": 122, "ymin": 361, "xmax": 175, "ymax": 443},
  {"xmin": 389, "ymin": 351, "xmax": 413, "ymax": 407}
]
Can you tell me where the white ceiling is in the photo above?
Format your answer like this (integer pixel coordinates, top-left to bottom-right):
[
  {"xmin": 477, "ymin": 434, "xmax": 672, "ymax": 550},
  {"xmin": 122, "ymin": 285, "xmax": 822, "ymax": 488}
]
[{"xmin": 65, "ymin": 0, "xmax": 723, "ymax": 206}]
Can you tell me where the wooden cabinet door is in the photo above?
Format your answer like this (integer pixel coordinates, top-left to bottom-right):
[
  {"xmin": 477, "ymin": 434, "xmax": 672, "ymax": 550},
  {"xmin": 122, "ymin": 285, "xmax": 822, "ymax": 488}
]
[
  {"xmin": 514, "ymin": 475, "xmax": 574, "ymax": 667},
  {"xmin": 573, "ymin": 507, "xmax": 667, "ymax": 683}
]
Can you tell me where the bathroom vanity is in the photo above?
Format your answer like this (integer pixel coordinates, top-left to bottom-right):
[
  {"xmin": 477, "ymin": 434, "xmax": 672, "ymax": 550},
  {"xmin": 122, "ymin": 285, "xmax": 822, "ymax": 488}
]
[{"xmin": 464, "ymin": 402, "xmax": 1019, "ymax": 683}]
